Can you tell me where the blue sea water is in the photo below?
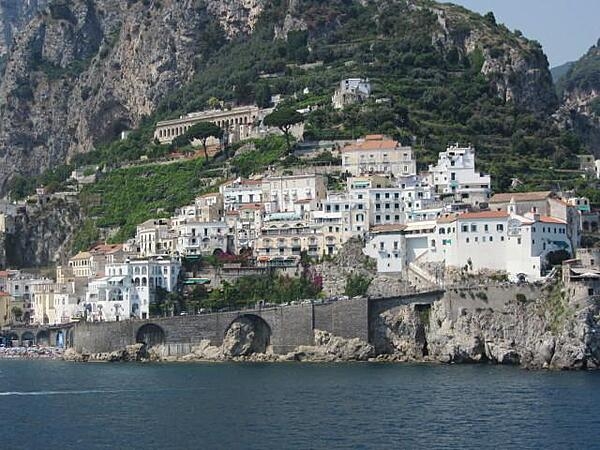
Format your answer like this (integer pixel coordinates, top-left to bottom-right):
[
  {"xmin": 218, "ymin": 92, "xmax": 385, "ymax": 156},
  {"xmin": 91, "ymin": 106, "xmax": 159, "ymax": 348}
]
[{"xmin": 0, "ymin": 360, "xmax": 599, "ymax": 449}]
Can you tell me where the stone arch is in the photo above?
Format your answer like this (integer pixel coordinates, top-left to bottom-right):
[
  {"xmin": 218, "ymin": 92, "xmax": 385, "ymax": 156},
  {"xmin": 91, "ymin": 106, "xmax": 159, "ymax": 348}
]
[
  {"xmin": 136, "ymin": 324, "xmax": 166, "ymax": 348},
  {"xmin": 56, "ymin": 330, "xmax": 65, "ymax": 348},
  {"xmin": 21, "ymin": 331, "xmax": 35, "ymax": 347},
  {"xmin": 5, "ymin": 332, "xmax": 19, "ymax": 347},
  {"xmin": 36, "ymin": 330, "xmax": 50, "ymax": 346},
  {"xmin": 223, "ymin": 314, "xmax": 272, "ymax": 357}
]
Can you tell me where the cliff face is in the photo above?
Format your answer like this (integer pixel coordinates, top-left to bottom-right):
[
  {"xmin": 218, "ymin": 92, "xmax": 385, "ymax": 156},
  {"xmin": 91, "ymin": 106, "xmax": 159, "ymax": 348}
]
[
  {"xmin": 0, "ymin": 0, "xmax": 47, "ymax": 58},
  {"xmin": 4, "ymin": 198, "xmax": 82, "ymax": 267},
  {"xmin": 372, "ymin": 283, "xmax": 600, "ymax": 370},
  {"xmin": 0, "ymin": 0, "xmax": 265, "ymax": 193},
  {"xmin": 430, "ymin": 3, "xmax": 557, "ymax": 113},
  {"xmin": 555, "ymin": 40, "xmax": 600, "ymax": 153}
]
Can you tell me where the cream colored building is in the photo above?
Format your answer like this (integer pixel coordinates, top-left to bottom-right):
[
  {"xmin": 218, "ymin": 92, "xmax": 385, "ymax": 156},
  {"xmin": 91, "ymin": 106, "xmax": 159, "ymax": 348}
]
[
  {"xmin": 341, "ymin": 135, "xmax": 416, "ymax": 178},
  {"xmin": 261, "ymin": 174, "xmax": 327, "ymax": 214},
  {"xmin": 255, "ymin": 214, "xmax": 325, "ymax": 265},
  {"xmin": 154, "ymin": 105, "xmax": 260, "ymax": 145}
]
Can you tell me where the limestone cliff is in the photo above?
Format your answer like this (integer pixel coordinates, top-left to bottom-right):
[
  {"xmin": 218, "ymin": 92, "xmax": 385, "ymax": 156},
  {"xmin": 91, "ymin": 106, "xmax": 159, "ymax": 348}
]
[
  {"xmin": 0, "ymin": 0, "xmax": 266, "ymax": 193},
  {"xmin": 428, "ymin": 3, "xmax": 557, "ymax": 113},
  {"xmin": 4, "ymin": 197, "xmax": 82, "ymax": 267},
  {"xmin": 372, "ymin": 283, "xmax": 600, "ymax": 370},
  {"xmin": 0, "ymin": 0, "xmax": 47, "ymax": 58},
  {"xmin": 555, "ymin": 40, "xmax": 600, "ymax": 153},
  {"xmin": 0, "ymin": 0, "xmax": 560, "ymax": 195}
]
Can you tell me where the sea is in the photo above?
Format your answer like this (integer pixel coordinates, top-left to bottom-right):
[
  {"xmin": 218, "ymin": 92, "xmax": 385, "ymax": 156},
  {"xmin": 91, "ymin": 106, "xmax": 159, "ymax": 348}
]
[{"xmin": 0, "ymin": 360, "xmax": 599, "ymax": 449}]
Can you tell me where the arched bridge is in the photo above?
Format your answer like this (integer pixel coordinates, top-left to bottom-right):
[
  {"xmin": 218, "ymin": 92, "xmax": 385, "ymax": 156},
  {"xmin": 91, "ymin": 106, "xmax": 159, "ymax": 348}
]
[
  {"xmin": 1, "ymin": 324, "xmax": 76, "ymax": 348},
  {"xmin": 72, "ymin": 291, "xmax": 444, "ymax": 355}
]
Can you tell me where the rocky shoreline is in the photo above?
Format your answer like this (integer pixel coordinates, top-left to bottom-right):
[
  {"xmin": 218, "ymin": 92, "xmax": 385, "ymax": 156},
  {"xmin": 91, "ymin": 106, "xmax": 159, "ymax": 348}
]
[{"xmin": 0, "ymin": 346, "xmax": 64, "ymax": 359}]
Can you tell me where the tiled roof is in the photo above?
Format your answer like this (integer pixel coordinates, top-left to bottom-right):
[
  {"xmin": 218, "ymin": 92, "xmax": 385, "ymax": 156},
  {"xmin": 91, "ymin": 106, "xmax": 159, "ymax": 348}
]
[
  {"xmin": 342, "ymin": 139, "xmax": 399, "ymax": 152},
  {"xmin": 539, "ymin": 216, "xmax": 566, "ymax": 224},
  {"xmin": 370, "ymin": 224, "xmax": 407, "ymax": 233},
  {"xmin": 489, "ymin": 191, "xmax": 553, "ymax": 203},
  {"xmin": 456, "ymin": 211, "xmax": 510, "ymax": 220}
]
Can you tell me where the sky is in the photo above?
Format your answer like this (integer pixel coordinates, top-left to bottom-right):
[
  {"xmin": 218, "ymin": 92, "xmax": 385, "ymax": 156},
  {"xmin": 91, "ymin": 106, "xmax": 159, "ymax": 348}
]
[{"xmin": 448, "ymin": 0, "xmax": 600, "ymax": 67}]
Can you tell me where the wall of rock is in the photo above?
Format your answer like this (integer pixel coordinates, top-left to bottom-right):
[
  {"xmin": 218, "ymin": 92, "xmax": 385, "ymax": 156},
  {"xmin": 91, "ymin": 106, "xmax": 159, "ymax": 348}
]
[
  {"xmin": 5, "ymin": 197, "xmax": 82, "ymax": 267},
  {"xmin": 372, "ymin": 282, "xmax": 600, "ymax": 370}
]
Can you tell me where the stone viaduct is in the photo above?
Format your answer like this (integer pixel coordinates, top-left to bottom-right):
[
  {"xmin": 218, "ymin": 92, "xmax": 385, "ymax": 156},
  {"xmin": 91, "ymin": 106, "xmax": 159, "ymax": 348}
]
[
  {"xmin": 1, "ymin": 324, "xmax": 76, "ymax": 348},
  {"xmin": 70, "ymin": 291, "xmax": 444, "ymax": 355}
]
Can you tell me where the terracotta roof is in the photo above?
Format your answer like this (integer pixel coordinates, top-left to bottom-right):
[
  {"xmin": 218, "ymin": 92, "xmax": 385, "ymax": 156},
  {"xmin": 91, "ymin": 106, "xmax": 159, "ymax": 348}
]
[
  {"xmin": 342, "ymin": 139, "xmax": 399, "ymax": 152},
  {"xmin": 365, "ymin": 134, "xmax": 385, "ymax": 140},
  {"xmin": 370, "ymin": 224, "xmax": 407, "ymax": 234},
  {"xmin": 539, "ymin": 216, "xmax": 566, "ymax": 224},
  {"xmin": 239, "ymin": 203, "xmax": 264, "ymax": 210},
  {"xmin": 456, "ymin": 211, "xmax": 509, "ymax": 220},
  {"xmin": 489, "ymin": 191, "xmax": 553, "ymax": 203},
  {"xmin": 91, "ymin": 243, "xmax": 123, "ymax": 254},
  {"xmin": 70, "ymin": 251, "xmax": 91, "ymax": 260},
  {"xmin": 437, "ymin": 214, "xmax": 459, "ymax": 224}
]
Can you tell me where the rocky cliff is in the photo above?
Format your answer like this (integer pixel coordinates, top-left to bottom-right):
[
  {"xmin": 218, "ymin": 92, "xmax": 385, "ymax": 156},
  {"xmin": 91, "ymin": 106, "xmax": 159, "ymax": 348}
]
[
  {"xmin": 555, "ymin": 40, "xmax": 600, "ymax": 153},
  {"xmin": 0, "ymin": 0, "xmax": 560, "ymax": 195},
  {"xmin": 0, "ymin": 0, "xmax": 47, "ymax": 58},
  {"xmin": 430, "ymin": 3, "xmax": 556, "ymax": 113},
  {"xmin": 4, "ymin": 197, "xmax": 82, "ymax": 267},
  {"xmin": 372, "ymin": 283, "xmax": 600, "ymax": 370},
  {"xmin": 0, "ymin": 0, "xmax": 266, "ymax": 193}
]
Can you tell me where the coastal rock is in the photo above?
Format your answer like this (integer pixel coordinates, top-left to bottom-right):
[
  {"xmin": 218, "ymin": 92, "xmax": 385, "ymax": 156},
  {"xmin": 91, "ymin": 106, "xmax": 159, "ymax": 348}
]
[{"xmin": 287, "ymin": 330, "xmax": 374, "ymax": 362}]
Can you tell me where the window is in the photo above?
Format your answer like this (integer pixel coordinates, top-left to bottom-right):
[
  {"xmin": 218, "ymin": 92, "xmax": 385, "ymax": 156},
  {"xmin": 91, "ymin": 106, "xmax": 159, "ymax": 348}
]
[
  {"xmin": 489, "ymin": 236, "xmax": 493, "ymax": 242},
  {"xmin": 395, "ymin": 215, "xmax": 400, "ymax": 221},
  {"xmin": 385, "ymin": 193, "xmax": 390, "ymax": 199},
  {"xmin": 439, "ymin": 228, "xmax": 446, "ymax": 235},
  {"xmin": 394, "ymin": 241, "xmax": 398, "ymax": 250},
  {"xmin": 501, "ymin": 236, "xmax": 504, "ymax": 242},
  {"xmin": 496, "ymin": 224, "xmax": 504, "ymax": 232},
  {"xmin": 375, "ymin": 193, "xmax": 381, "ymax": 200},
  {"xmin": 517, "ymin": 238, "xmax": 521, "ymax": 245},
  {"xmin": 380, "ymin": 242, "xmax": 384, "ymax": 250},
  {"xmin": 466, "ymin": 238, "xmax": 470, "ymax": 243},
  {"xmin": 484, "ymin": 224, "xmax": 489, "ymax": 232},
  {"xmin": 589, "ymin": 288, "xmax": 594, "ymax": 296},
  {"xmin": 471, "ymin": 224, "xmax": 477, "ymax": 232},
  {"xmin": 385, "ymin": 215, "xmax": 390, "ymax": 221},
  {"xmin": 462, "ymin": 225, "xmax": 468, "ymax": 232},
  {"xmin": 376, "ymin": 215, "xmax": 381, "ymax": 223}
]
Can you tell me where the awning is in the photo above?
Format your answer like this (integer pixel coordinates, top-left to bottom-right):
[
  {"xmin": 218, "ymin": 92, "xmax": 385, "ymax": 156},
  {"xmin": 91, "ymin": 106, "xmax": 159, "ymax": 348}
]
[{"xmin": 183, "ymin": 278, "xmax": 211, "ymax": 285}]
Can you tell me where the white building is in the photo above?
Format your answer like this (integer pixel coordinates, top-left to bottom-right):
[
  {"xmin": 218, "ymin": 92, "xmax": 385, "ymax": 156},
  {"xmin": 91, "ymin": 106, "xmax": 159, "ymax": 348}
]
[
  {"xmin": 175, "ymin": 221, "xmax": 231, "ymax": 256},
  {"xmin": 427, "ymin": 144, "xmax": 491, "ymax": 205},
  {"xmin": 86, "ymin": 258, "xmax": 181, "ymax": 321},
  {"xmin": 261, "ymin": 173, "xmax": 327, "ymax": 214},
  {"xmin": 342, "ymin": 135, "xmax": 416, "ymax": 178},
  {"xmin": 332, "ymin": 78, "xmax": 372, "ymax": 109},
  {"xmin": 435, "ymin": 210, "xmax": 572, "ymax": 282},
  {"xmin": 220, "ymin": 178, "xmax": 264, "ymax": 211}
]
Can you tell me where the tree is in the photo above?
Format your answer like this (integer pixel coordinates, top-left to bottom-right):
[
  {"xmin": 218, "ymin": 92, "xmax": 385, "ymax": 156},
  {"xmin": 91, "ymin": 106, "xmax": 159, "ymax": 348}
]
[
  {"xmin": 344, "ymin": 274, "xmax": 372, "ymax": 297},
  {"xmin": 264, "ymin": 107, "xmax": 303, "ymax": 153},
  {"xmin": 11, "ymin": 306, "xmax": 23, "ymax": 323},
  {"xmin": 181, "ymin": 122, "xmax": 223, "ymax": 160}
]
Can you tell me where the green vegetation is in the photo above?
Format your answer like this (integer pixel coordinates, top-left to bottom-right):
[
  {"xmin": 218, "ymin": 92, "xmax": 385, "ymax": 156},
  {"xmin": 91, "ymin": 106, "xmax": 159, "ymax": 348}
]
[
  {"xmin": 263, "ymin": 107, "xmax": 304, "ymax": 153},
  {"xmin": 78, "ymin": 157, "xmax": 220, "ymax": 242},
  {"xmin": 172, "ymin": 122, "xmax": 223, "ymax": 160},
  {"xmin": 344, "ymin": 273, "xmax": 372, "ymax": 297},
  {"xmin": 557, "ymin": 40, "xmax": 600, "ymax": 96}
]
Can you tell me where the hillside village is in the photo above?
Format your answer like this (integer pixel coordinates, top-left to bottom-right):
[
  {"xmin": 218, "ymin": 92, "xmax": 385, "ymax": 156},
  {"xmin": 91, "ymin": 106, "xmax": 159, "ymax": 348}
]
[{"xmin": 0, "ymin": 95, "xmax": 597, "ymax": 328}]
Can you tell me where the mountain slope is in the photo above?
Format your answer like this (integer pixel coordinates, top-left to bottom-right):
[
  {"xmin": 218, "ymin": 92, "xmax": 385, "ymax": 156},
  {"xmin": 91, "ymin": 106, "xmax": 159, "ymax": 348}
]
[
  {"xmin": 0, "ymin": 0, "xmax": 265, "ymax": 193},
  {"xmin": 555, "ymin": 39, "xmax": 600, "ymax": 154},
  {"xmin": 0, "ymin": 0, "xmax": 567, "ymax": 196},
  {"xmin": 551, "ymin": 61, "xmax": 574, "ymax": 83}
]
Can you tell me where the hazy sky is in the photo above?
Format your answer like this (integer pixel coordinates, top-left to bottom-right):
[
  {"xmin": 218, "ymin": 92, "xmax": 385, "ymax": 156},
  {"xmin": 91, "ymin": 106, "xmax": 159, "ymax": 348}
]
[{"xmin": 447, "ymin": 0, "xmax": 600, "ymax": 67}]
